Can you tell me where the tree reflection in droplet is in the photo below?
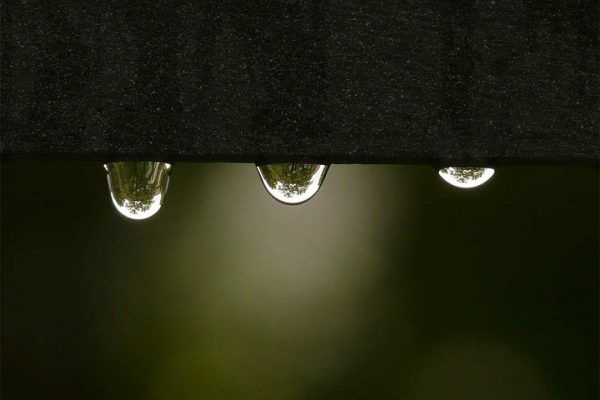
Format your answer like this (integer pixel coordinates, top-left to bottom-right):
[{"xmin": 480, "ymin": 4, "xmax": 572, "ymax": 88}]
[
  {"xmin": 104, "ymin": 161, "xmax": 172, "ymax": 220},
  {"xmin": 438, "ymin": 167, "xmax": 495, "ymax": 189},
  {"xmin": 256, "ymin": 163, "xmax": 329, "ymax": 205}
]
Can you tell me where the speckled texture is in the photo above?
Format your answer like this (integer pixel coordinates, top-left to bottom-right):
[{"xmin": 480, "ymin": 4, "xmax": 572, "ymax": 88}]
[{"xmin": 1, "ymin": 1, "xmax": 598, "ymax": 164}]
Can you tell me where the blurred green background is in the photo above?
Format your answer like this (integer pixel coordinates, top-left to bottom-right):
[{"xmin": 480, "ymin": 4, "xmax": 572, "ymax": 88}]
[{"xmin": 1, "ymin": 162, "xmax": 598, "ymax": 399}]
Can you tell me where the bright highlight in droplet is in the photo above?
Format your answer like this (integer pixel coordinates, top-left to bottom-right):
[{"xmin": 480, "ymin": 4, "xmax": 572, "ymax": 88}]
[
  {"xmin": 104, "ymin": 161, "xmax": 172, "ymax": 220},
  {"xmin": 438, "ymin": 167, "xmax": 495, "ymax": 189},
  {"xmin": 257, "ymin": 163, "xmax": 329, "ymax": 205}
]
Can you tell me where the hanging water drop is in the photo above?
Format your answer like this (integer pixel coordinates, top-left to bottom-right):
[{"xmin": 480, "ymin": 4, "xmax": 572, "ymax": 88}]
[
  {"xmin": 104, "ymin": 161, "xmax": 172, "ymax": 220},
  {"xmin": 438, "ymin": 166, "xmax": 495, "ymax": 189},
  {"xmin": 256, "ymin": 163, "xmax": 329, "ymax": 205}
]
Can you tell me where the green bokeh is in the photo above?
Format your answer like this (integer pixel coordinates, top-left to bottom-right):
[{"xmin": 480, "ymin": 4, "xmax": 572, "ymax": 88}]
[{"xmin": 1, "ymin": 162, "xmax": 598, "ymax": 399}]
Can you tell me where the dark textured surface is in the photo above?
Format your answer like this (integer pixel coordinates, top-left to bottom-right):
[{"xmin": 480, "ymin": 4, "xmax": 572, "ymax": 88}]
[{"xmin": 1, "ymin": 1, "xmax": 598, "ymax": 164}]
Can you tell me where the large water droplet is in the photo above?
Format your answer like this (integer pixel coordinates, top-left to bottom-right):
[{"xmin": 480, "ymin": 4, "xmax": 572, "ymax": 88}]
[
  {"xmin": 104, "ymin": 161, "xmax": 172, "ymax": 220},
  {"xmin": 438, "ymin": 167, "xmax": 495, "ymax": 189},
  {"xmin": 256, "ymin": 163, "xmax": 329, "ymax": 205}
]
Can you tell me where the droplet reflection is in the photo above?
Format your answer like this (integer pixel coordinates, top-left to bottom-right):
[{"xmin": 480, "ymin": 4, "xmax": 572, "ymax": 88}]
[
  {"xmin": 438, "ymin": 167, "xmax": 495, "ymax": 189},
  {"xmin": 256, "ymin": 163, "xmax": 329, "ymax": 205},
  {"xmin": 104, "ymin": 161, "xmax": 172, "ymax": 220}
]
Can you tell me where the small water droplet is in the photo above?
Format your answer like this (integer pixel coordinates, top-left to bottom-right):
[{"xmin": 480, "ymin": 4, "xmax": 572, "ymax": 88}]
[
  {"xmin": 104, "ymin": 161, "xmax": 172, "ymax": 220},
  {"xmin": 256, "ymin": 163, "xmax": 329, "ymax": 205},
  {"xmin": 438, "ymin": 166, "xmax": 495, "ymax": 189}
]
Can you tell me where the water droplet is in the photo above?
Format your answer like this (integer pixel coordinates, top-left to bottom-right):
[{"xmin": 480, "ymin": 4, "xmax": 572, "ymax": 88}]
[
  {"xmin": 438, "ymin": 166, "xmax": 495, "ymax": 189},
  {"xmin": 104, "ymin": 161, "xmax": 172, "ymax": 220},
  {"xmin": 256, "ymin": 163, "xmax": 329, "ymax": 205}
]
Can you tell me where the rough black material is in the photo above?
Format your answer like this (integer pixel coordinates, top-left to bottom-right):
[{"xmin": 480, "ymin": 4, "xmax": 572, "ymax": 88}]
[{"xmin": 1, "ymin": 1, "xmax": 598, "ymax": 165}]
